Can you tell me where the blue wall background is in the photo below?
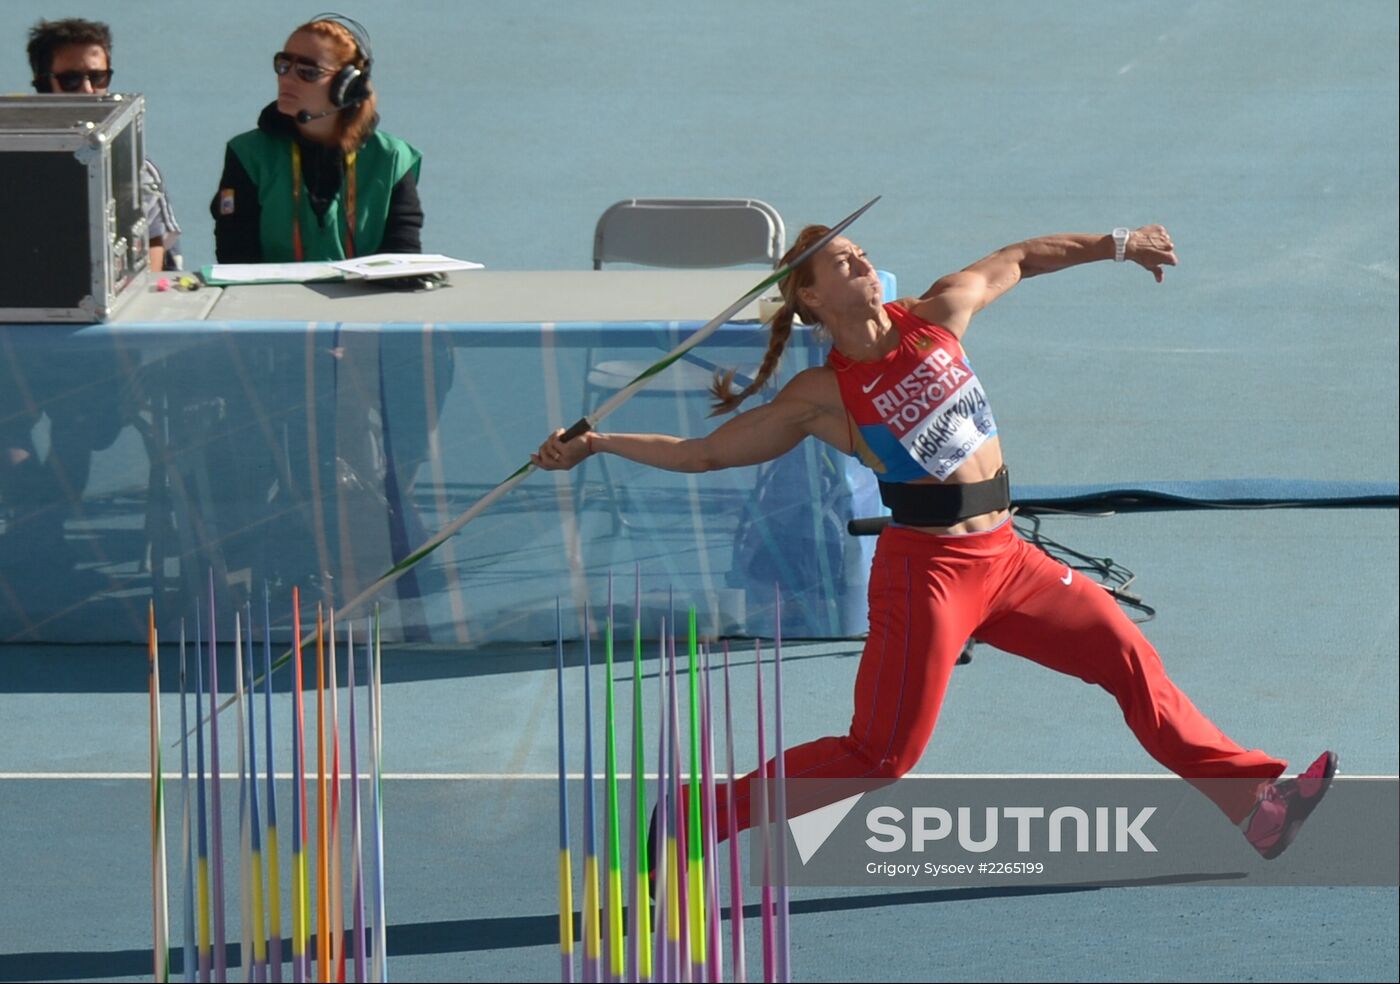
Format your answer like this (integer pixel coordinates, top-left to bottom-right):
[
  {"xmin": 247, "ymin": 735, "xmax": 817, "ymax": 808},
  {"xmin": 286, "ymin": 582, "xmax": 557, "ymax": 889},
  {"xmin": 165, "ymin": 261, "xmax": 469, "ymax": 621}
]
[
  {"xmin": 3, "ymin": 1, "xmax": 1395, "ymax": 297},
  {"xmin": 2, "ymin": 2, "xmax": 1396, "ymax": 642}
]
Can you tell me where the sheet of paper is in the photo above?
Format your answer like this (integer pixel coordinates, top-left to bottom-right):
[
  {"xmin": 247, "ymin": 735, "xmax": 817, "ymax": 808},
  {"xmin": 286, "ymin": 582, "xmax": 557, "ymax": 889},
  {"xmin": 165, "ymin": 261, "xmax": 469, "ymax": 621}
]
[
  {"xmin": 200, "ymin": 262, "xmax": 345, "ymax": 285},
  {"xmin": 330, "ymin": 253, "xmax": 485, "ymax": 279}
]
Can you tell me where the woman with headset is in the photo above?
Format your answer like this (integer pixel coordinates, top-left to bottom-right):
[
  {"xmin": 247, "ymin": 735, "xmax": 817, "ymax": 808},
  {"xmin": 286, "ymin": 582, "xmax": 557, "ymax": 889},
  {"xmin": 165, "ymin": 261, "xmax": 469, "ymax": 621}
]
[
  {"xmin": 210, "ymin": 13, "xmax": 424, "ymax": 262},
  {"xmin": 200, "ymin": 14, "xmax": 448, "ymax": 609}
]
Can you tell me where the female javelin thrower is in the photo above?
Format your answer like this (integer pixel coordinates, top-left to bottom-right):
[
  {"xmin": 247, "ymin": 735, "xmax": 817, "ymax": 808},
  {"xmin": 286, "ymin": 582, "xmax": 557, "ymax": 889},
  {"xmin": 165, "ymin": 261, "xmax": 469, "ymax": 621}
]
[{"xmin": 533, "ymin": 223, "xmax": 1335, "ymax": 858}]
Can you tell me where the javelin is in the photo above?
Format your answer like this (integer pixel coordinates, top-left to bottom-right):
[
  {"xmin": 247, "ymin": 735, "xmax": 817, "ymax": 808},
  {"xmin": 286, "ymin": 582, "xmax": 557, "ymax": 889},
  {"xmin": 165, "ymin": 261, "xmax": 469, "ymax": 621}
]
[{"xmin": 200, "ymin": 195, "xmax": 881, "ymax": 723}]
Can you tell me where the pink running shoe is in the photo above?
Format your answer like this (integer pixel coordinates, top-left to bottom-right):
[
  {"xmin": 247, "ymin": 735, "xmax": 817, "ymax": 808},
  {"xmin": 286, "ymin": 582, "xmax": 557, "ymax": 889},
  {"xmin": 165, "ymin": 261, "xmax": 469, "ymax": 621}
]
[{"xmin": 1244, "ymin": 751, "xmax": 1339, "ymax": 860}]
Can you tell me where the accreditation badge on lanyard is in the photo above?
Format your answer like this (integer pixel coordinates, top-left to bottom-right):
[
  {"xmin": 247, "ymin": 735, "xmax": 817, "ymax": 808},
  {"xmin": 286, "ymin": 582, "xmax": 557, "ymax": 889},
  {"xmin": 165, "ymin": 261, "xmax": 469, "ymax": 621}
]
[{"xmin": 290, "ymin": 143, "xmax": 358, "ymax": 261}]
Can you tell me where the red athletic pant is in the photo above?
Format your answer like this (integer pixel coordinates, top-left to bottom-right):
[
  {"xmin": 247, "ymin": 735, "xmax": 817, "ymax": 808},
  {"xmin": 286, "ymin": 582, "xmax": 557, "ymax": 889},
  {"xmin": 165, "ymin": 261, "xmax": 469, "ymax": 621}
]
[{"xmin": 708, "ymin": 520, "xmax": 1287, "ymax": 834}]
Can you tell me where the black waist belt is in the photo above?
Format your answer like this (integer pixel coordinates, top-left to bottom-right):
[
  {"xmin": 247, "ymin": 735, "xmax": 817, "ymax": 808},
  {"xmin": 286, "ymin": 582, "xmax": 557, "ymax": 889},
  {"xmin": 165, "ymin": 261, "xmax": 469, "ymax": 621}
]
[{"xmin": 878, "ymin": 467, "xmax": 1011, "ymax": 526}]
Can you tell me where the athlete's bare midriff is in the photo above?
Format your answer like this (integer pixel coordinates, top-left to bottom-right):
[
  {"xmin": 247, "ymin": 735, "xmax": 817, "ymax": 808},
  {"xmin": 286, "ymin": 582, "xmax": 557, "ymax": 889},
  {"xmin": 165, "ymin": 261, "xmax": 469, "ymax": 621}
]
[{"xmin": 901, "ymin": 435, "xmax": 1009, "ymax": 534}]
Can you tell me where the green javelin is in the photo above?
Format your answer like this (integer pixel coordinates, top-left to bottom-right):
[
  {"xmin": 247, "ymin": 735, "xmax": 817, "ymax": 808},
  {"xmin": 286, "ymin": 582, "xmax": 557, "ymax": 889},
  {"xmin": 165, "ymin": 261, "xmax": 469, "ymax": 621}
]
[
  {"xmin": 632, "ymin": 580, "xmax": 653, "ymax": 978},
  {"xmin": 204, "ymin": 196, "xmax": 882, "ymax": 721},
  {"xmin": 687, "ymin": 606, "xmax": 706, "ymax": 976},
  {"xmin": 605, "ymin": 602, "xmax": 625, "ymax": 980}
]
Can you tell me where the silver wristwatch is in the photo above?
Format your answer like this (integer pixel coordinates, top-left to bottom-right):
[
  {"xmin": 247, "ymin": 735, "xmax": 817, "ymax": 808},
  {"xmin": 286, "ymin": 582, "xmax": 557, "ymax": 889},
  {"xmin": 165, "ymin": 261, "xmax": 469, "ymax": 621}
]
[{"xmin": 1112, "ymin": 227, "xmax": 1131, "ymax": 263}]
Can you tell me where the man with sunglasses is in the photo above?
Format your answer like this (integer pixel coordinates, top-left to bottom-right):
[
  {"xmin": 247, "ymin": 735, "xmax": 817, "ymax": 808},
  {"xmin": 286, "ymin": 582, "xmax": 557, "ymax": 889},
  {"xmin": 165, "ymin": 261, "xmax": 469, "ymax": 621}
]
[
  {"xmin": 1, "ymin": 19, "xmax": 176, "ymax": 580},
  {"xmin": 26, "ymin": 17, "xmax": 181, "ymax": 271}
]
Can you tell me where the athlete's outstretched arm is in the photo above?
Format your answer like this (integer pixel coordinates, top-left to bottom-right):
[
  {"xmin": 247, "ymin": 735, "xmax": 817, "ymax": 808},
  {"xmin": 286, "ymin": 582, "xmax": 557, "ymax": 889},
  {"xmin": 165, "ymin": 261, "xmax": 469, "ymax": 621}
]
[
  {"xmin": 533, "ymin": 369, "xmax": 840, "ymax": 474},
  {"xmin": 910, "ymin": 225, "xmax": 1178, "ymax": 337}
]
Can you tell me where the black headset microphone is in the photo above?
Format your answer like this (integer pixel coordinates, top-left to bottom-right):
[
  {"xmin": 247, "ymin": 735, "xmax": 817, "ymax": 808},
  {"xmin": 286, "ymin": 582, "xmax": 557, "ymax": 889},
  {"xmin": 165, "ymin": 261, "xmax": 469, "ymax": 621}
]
[{"xmin": 295, "ymin": 99, "xmax": 361, "ymax": 124}]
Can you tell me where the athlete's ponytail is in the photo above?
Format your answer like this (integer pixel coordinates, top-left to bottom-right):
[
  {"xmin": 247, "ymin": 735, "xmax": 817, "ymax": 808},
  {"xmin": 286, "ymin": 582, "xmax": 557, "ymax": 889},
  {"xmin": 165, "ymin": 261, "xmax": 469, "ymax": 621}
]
[{"xmin": 708, "ymin": 224, "xmax": 830, "ymax": 416}]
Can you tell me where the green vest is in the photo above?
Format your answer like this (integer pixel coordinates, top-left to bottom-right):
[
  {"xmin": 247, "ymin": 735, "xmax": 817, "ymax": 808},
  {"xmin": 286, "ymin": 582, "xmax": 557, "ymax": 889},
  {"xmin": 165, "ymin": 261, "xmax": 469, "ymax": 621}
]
[{"xmin": 228, "ymin": 128, "xmax": 422, "ymax": 262}]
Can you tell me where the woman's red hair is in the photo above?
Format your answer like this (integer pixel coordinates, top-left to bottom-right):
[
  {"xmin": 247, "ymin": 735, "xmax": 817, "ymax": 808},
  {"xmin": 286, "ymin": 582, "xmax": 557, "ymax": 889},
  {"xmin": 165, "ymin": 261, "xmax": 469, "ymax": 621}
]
[{"xmin": 293, "ymin": 18, "xmax": 377, "ymax": 154}]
